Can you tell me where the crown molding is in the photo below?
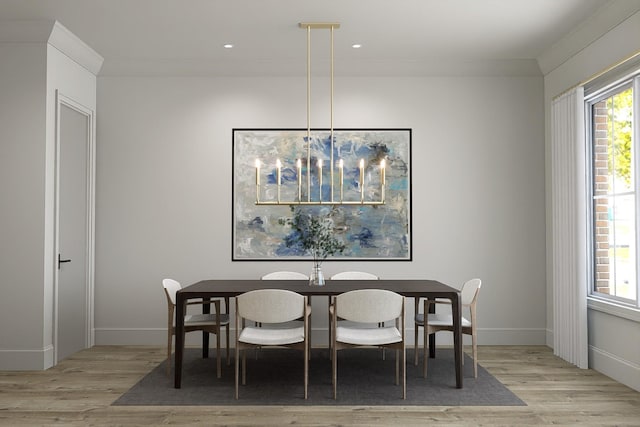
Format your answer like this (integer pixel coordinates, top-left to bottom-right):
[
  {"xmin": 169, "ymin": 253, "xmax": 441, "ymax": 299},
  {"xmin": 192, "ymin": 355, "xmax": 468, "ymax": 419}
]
[
  {"xmin": 48, "ymin": 21, "xmax": 103, "ymax": 75},
  {"xmin": 0, "ymin": 20, "xmax": 103, "ymax": 75},
  {"xmin": 537, "ymin": 0, "xmax": 640, "ymax": 76},
  {"xmin": 99, "ymin": 57, "xmax": 541, "ymax": 78}
]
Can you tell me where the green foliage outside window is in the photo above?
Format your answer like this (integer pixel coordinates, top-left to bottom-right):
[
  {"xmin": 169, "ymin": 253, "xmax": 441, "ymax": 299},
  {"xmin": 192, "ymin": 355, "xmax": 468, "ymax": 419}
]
[{"xmin": 607, "ymin": 88, "xmax": 633, "ymax": 186}]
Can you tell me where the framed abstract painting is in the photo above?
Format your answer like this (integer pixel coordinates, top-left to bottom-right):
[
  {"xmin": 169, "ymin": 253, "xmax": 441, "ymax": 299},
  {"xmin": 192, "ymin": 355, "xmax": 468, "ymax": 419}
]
[{"xmin": 232, "ymin": 128, "xmax": 412, "ymax": 261}]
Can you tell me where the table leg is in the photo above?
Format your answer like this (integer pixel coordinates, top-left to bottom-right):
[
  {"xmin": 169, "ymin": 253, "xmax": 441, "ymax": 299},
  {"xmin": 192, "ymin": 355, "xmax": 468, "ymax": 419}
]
[
  {"xmin": 202, "ymin": 298, "xmax": 210, "ymax": 358},
  {"xmin": 428, "ymin": 298, "xmax": 436, "ymax": 358},
  {"xmin": 174, "ymin": 294, "xmax": 185, "ymax": 388},
  {"xmin": 452, "ymin": 292, "xmax": 463, "ymax": 388},
  {"xmin": 308, "ymin": 295, "xmax": 312, "ymax": 360}
]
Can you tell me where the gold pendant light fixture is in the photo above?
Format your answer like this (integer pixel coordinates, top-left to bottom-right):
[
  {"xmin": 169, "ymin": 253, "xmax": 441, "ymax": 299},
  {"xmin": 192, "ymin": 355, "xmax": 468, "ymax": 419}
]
[{"xmin": 254, "ymin": 22, "xmax": 386, "ymax": 206}]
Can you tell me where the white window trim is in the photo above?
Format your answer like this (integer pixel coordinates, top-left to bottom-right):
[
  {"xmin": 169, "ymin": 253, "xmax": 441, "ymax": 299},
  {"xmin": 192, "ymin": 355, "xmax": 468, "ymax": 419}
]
[
  {"xmin": 586, "ymin": 73, "xmax": 640, "ymax": 309},
  {"xmin": 588, "ymin": 296, "xmax": 640, "ymax": 323}
]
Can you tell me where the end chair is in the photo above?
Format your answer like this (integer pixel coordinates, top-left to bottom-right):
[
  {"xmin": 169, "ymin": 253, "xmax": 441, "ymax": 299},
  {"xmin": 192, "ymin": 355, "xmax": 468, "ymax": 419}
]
[
  {"xmin": 414, "ymin": 278, "xmax": 482, "ymax": 378},
  {"xmin": 162, "ymin": 278, "xmax": 230, "ymax": 378}
]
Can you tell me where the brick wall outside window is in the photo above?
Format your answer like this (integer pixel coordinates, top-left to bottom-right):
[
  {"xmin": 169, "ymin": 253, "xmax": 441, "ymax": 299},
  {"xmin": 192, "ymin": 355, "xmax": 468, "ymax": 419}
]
[{"xmin": 593, "ymin": 100, "xmax": 610, "ymax": 295}]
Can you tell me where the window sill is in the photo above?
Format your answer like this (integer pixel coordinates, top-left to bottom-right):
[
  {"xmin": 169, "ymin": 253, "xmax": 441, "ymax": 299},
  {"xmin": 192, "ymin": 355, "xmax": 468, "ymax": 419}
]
[{"xmin": 587, "ymin": 297, "xmax": 640, "ymax": 323}]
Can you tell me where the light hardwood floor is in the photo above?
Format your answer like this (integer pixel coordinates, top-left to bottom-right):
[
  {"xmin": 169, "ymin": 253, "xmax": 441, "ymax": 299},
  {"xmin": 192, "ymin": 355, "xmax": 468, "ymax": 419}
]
[{"xmin": 1, "ymin": 346, "xmax": 639, "ymax": 426}]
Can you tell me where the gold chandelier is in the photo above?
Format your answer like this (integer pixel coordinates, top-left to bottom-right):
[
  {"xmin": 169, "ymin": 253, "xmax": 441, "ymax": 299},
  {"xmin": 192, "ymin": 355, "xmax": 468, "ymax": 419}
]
[{"xmin": 254, "ymin": 22, "xmax": 386, "ymax": 206}]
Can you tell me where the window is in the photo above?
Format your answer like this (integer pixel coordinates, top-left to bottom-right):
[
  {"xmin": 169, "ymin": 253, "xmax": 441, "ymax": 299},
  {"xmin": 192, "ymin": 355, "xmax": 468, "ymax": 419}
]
[{"xmin": 587, "ymin": 73, "xmax": 639, "ymax": 307}]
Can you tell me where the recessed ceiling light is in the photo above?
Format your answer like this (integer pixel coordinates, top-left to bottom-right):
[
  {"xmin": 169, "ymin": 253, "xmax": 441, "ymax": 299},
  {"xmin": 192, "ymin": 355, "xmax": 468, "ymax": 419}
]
[
  {"xmin": 352, "ymin": 44, "xmax": 362, "ymax": 49},
  {"xmin": 223, "ymin": 44, "xmax": 234, "ymax": 49}
]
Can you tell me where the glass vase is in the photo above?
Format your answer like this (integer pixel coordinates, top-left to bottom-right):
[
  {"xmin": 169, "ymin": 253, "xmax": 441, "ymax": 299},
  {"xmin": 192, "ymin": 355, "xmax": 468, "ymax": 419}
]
[{"xmin": 309, "ymin": 262, "xmax": 325, "ymax": 286}]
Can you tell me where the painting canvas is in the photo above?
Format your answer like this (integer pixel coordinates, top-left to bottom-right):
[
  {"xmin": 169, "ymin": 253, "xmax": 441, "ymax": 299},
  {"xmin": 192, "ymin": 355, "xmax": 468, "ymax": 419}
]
[{"xmin": 232, "ymin": 129, "xmax": 411, "ymax": 261}]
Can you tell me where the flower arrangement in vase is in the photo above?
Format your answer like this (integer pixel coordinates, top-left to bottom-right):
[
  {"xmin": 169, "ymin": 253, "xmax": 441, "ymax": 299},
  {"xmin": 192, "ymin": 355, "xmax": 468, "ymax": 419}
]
[{"xmin": 279, "ymin": 206, "xmax": 346, "ymax": 285}]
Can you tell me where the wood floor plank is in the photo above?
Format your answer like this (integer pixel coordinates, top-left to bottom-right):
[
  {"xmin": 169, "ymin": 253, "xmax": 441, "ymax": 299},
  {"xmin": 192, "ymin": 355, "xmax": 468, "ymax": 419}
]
[{"xmin": 0, "ymin": 346, "xmax": 639, "ymax": 426}]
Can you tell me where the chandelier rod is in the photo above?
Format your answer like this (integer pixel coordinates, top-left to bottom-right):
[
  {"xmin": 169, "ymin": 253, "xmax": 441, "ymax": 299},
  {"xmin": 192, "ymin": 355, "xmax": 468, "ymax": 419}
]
[
  {"xmin": 306, "ymin": 24, "xmax": 311, "ymax": 202},
  {"xmin": 254, "ymin": 23, "xmax": 385, "ymax": 206},
  {"xmin": 330, "ymin": 25, "xmax": 335, "ymax": 203}
]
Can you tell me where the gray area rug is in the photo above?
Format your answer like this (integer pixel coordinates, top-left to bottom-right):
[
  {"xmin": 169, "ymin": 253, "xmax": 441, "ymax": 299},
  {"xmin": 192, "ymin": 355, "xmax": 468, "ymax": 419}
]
[{"xmin": 114, "ymin": 348, "xmax": 525, "ymax": 406}]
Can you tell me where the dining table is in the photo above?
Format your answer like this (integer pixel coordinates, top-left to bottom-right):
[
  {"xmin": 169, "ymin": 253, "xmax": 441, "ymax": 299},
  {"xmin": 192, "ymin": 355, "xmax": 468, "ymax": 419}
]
[{"xmin": 174, "ymin": 278, "xmax": 463, "ymax": 389}]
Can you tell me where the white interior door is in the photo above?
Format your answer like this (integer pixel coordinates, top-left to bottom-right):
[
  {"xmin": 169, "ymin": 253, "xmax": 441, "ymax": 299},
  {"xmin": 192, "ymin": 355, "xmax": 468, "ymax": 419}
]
[{"xmin": 55, "ymin": 96, "xmax": 94, "ymax": 362}]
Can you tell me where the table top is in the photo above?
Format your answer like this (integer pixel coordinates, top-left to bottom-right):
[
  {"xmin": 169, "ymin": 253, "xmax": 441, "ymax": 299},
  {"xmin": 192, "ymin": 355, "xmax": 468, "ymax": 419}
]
[{"xmin": 178, "ymin": 278, "xmax": 460, "ymax": 300}]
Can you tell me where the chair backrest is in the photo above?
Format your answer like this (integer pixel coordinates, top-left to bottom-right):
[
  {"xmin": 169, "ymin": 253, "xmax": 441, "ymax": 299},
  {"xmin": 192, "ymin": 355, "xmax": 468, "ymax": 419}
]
[
  {"xmin": 335, "ymin": 289, "xmax": 403, "ymax": 323},
  {"xmin": 330, "ymin": 271, "xmax": 379, "ymax": 280},
  {"xmin": 461, "ymin": 278, "xmax": 482, "ymax": 306},
  {"xmin": 162, "ymin": 278, "xmax": 182, "ymax": 305},
  {"xmin": 237, "ymin": 289, "xmax": 305, "ymax": 323},
  {"xmin": 261, "ymin": 271, "xmax": 309, "ymax": 280}
]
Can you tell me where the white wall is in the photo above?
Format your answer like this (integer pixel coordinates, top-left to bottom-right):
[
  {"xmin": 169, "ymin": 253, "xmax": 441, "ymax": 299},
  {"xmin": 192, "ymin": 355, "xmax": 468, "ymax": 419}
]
[
  {"xmin": 544, "ymin": 11, "xmax": 640, "ymax": 391},
  {"xmin": 95, "ymin": 74, "xmax": 547, "ymax": 347},
  {"xmin": 0, "ymin": 42, "xmax": 48, "ymax": 368}
]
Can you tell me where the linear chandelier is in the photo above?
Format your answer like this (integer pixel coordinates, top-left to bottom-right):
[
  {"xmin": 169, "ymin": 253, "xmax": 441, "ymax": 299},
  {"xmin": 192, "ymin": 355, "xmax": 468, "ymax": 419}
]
[{"xmin": 254, "ymin": 22, "xmax": 386, "ymax": 206}]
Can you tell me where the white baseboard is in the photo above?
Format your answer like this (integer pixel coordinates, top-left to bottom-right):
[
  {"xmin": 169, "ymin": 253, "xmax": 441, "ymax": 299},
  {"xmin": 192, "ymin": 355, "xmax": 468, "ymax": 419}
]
[
  {"xmin": 95, "ymin": 327, "xmax": 547, "ymax": 347},
  {"xmin": 590, "ymin": 345, "xmax": 640, "ymax": 392},
  {"xmin": 0, "ymin": 345, "xmax": 54, "ymax": 370}
]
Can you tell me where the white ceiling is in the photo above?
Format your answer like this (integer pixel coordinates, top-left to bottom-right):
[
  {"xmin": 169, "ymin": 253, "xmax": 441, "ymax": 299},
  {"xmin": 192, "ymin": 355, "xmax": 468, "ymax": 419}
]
[{"xmin": 1, "ymin": 0, "xmax": 638, "ymax": 76}]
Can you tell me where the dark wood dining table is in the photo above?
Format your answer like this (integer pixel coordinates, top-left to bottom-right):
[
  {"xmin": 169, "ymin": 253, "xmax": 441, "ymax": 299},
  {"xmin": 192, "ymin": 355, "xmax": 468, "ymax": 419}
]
[{"xmin": 174, "ymin": 278, "xmax": 463, "ymax": 389}]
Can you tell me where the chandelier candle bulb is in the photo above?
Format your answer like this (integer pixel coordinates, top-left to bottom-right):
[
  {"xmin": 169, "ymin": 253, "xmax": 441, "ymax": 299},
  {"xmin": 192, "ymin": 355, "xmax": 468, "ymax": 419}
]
[
  {"xmin": 380, "ymin": 159, "xmax": 385, "ymax": 203},
  {"xmin": 359, "ymin": 159, "xmax": 365, "ymax": 203},
  {"xmin": 276, "ymin": 159, "xmax": 282, "ymax": 203},
  {"xmin": 255, "ymin": 159, "xmax": 261, "ymax": 202},
  {"xmin": 318, "ymin": 159, "xmax": 323, "ymax": 202},
  {"xmin": 339, "ymin": 159, "xmax": 344, "ymax": 202},
  {"xmin": 296, "ymin": 159, "xmax": 302, "ymax": 203}
]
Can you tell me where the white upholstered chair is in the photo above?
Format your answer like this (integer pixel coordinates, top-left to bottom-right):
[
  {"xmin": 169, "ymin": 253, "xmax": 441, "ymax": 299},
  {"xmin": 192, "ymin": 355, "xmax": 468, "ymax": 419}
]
[
  {"xmin": 330, "ymin": 289, "xmax": 406, "ymax": 399},
  {"xmin": 329, "ymin": 271, "xmax": 382, "ymax": 356},
  {"xmin": 235, "ymin": 289, "xmax": 310, "ymax": 399},
  {"xmin": 261, "ymin": 271, "xmax": 310, "ymax": 351},
  {"xmin": 414, "ymin": 278, "xmax": 482, "ymax": 378},
  {"xmin": 162, "ymin": 278, "xmax": 230, "ymax": 378},
  {"xmin": 330, "ymin": 271, "xmax": 379, "ymax": 280},
  {"xmin": 261, "ymin": 271, "xmax": 309, "ymax": 280}
]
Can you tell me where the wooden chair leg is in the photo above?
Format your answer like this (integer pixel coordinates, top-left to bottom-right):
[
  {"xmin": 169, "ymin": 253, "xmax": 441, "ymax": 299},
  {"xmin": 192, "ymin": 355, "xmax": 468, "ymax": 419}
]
[
  {"xmin": 401, "ymin": 346, "xmax": 406, "ymax": 399},
  {"xmin": 216, "ymin": 331, "xmax": 221, "ymax": 379},
  {"xmin": 308, "ymin": 295, "xmax": 312, "ymax": 361},
  {"xmin": 235, "ymin": 347, "xmax": 240, "ymax": 399},
  {"xmin": 328, "ymin": 303, "xmax": 331, "ymax": 360},
  {"xmin": 332, "ymin": 346, "xmax": 337, "ymax": 399},
  {"xmin": 226, "ymin": 324, "xmax": 230, "ymax": 366},
  {"xmin": 414, "ymin": 325, "xmax": 419, "ymax": 366},
  {"xmin": 225, "ymin": 298, "xmax": 230, "ymax": 366},
  {"xmin": 423, "ymin": 328, "xmax": 428, "ymax": 378},
  {"xmin": 304, "ymin": 339, "xmax": 309, "ymax": 399},
  {"xmin": 472, "ymin": 328, "xmax": 478, "ymax": 378}
]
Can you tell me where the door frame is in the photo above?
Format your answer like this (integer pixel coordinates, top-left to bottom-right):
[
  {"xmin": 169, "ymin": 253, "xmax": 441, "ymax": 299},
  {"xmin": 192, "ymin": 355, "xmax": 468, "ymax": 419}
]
[{"xmin": 53, "ymin": 90, "xmax": 96, "ymax": 364}]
